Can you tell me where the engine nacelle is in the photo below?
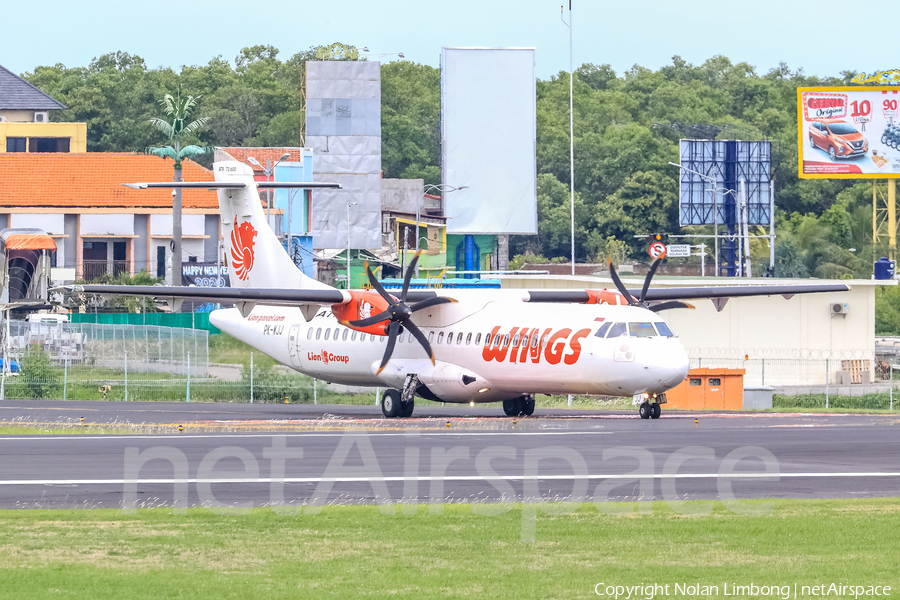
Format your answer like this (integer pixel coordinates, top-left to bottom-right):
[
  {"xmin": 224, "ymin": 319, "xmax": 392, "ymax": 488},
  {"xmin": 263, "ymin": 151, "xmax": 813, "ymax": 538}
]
[
  {"xmin": 332, "ymin": 290, "xmax": 391, "ymax": 336},
  {"xmin": 375, "ymin": 359, "xmax": 490, "ymax": 403}
]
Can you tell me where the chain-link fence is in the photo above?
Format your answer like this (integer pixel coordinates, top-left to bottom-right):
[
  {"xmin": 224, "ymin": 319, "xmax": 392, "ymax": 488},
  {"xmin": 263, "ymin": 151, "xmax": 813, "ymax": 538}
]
[{"xmin": 0, "ymin": 319, "xmax": 377, "ymax": 404}]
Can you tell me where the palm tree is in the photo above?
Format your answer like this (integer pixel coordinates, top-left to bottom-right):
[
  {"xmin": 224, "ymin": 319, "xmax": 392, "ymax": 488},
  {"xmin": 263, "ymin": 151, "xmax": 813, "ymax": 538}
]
[{"xmin": 147, "ymin": 92, "xmax": 210, "ymax": 285}]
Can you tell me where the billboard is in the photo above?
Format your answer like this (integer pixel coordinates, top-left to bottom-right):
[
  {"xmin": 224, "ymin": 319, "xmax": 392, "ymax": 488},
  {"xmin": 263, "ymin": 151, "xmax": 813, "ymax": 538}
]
[
  {"xmin": 678, "ymin": 140, "xmax": 771, "ymax": 226},
  {"xmin": 797, "ymin": 86, "xmax": 900, "ymax": 178},
  {"xmin": 306, "ymin": 61, "xmax": 382, "ymax": 248},
  {"xmin": 441, "ymin": 48, "xmax": 537, "ymax": 235}
]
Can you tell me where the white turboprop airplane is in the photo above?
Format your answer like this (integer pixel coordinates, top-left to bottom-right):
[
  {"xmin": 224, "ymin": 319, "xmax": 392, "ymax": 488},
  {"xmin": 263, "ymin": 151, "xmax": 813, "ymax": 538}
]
[{"xmin": 73, "ymin": 160, "xmax": 849, "ymax": 419}]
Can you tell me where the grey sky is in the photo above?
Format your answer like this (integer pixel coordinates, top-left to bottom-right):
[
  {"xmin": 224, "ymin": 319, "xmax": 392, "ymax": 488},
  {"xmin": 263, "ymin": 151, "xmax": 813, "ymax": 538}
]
[{"xmin": 1, "ymin": 0, "xmax": 874, "ymax": 80}]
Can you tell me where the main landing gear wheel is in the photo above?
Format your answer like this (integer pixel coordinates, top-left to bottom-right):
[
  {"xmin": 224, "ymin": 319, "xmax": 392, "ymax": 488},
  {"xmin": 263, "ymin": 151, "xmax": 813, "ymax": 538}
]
[
  {"xmin": 650, "ymin": 402, "xmax": 661, "ymax": 419},
  {"xmin": 502, "ymin": 398, "xmax": 520, "ymax": 417},
  {"xmin": 639, "ymin": 403, "xmax": 651, "ymax": 419},
  {"xmin": 400, "ymin": 397, "xmax": 415, "ymax": 418},
  {"xmin": 381, "ymin": 389, "xmax": 402, "ymax": 418},
  {"xmin": 522, "ymin": 396, "xmax": 535, "ymax": 416}
]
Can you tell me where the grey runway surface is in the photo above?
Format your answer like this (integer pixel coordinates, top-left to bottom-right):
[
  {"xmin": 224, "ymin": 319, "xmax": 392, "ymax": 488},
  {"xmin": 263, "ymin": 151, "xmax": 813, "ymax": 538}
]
[{"xmin": 0, "ymin": 400, "xmax": 899, "ymax": 509}]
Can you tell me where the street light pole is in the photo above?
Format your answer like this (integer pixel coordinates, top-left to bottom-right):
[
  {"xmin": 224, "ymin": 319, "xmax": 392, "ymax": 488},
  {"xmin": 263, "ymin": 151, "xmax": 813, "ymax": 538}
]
[
  {"xmin": 562, "ymin": 2, "xmax": 575, "ymax": 275},
  {"xmin": 419, "ymin": 184, "xmax": 467, "ymax": 278},
  {"xmin": 248, "ymin": 152, "xmax": 290, "ymax": 237},
  {"xmin": 670, "ymin": 162, "xmax": 719, "ymax": 276},
  {"xmin": 347, "ymin": 201, "xmax": 357, "ymax": 289}
]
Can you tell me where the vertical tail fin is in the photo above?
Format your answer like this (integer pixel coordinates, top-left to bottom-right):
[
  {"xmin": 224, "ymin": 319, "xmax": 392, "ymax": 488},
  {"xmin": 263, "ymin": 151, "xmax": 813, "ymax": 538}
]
[{"xmin": 214, "ymin": 160, "xmax": 332, "ymax": 291}]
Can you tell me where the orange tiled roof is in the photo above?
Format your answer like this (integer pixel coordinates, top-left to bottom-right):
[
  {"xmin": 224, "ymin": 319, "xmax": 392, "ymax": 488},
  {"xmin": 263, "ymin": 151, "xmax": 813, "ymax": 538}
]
[
  {"xmin": 0, "ymin": 153, "xmax": 217, "ymax": 209},
  {"xmin": 219, "ymin": 147, "xmax": 308, "ymax": 174}
]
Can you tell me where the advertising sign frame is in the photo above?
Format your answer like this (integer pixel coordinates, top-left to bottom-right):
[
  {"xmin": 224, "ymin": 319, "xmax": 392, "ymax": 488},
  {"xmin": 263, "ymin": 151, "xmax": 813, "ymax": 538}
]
[{"xmin": 797, "ymin": 86, "xmax": 900, "ymax": 179}]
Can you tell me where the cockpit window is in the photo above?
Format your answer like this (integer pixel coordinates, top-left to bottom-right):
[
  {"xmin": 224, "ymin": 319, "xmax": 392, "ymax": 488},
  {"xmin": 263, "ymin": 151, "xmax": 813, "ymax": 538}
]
[
  {"xmin": 595, "ymin": 322, "xmax": 612, "ymax": 338},
  {"xmin": 607, "ymin": 323, "xmax": 627, "ymax": 338},
  {"xmin": 629, "ymin": 322, "xmax": 657, "ymax": 337},
  {"xmin": 654, "ymin": 322, "xmax": 675, "ymax": 337}
]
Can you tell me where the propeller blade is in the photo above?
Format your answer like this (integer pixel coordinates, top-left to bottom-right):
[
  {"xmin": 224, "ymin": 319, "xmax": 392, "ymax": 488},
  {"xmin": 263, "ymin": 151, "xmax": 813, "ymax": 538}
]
[
  {"xmin": 639, "ymin": 258, "xmax": 664, "ymax": 303},
  {"xmin": 409, "ymin": 296, "xmax": 457, "ymax": 313},
  {"xmin": 607, "ymin": 258, "xmax": 636, "ymax": 305},
  {"xmin": 404, "ymin": 320, "xmax": 435, "ymax": 366},
  {"xmin": 401, "ymin": 250, "xmax": 423, "ymax": 302},
  {"xmin": 649, "ymin": 301, "xmax": 695, "ymax": 312},
  {"xmin": 348, "ymin": 310, "xmax": 391, "ymax": 328},
  {"xmin": 364, "ymin": 261, "xmax": 394, "ymax": 305},
  {"xmin": 376, "ymin": 321, "xmax": 401, "ymax": 375}
]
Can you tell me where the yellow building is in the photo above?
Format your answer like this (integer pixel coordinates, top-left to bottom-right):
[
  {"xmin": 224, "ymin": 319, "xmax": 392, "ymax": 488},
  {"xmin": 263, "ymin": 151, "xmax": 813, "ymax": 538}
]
[{"xmin": 0, "ymin": 64, "xmax": 86, "ymax": 153}]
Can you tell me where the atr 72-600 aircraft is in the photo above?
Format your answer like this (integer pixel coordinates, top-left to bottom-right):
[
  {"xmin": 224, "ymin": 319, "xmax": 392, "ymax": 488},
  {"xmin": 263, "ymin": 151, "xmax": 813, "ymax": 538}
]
[{"xmin": 74, "ymin": 161, "xmax": 848, "ymax": 419}]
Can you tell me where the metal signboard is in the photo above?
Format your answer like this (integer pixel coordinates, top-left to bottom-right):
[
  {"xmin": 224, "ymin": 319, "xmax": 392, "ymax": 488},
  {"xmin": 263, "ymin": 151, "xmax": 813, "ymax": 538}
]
[
  {"xmin": 678, "ymin": 140, "xmax": 771, "ymax": 226},
  {"xmin": 797, "ymin": 87, "xmax": 900, "ymax": 178},
  {"xmin": 666, "ymin": 244, "xmax": 691, "ymax": 258},
  {"xmin": 648, "ymin": 242, "xmax": 667, "ymax": 259}
]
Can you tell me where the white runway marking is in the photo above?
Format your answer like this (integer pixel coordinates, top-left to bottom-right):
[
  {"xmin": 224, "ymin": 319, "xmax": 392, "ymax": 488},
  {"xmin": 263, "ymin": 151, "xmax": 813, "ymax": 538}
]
[
  {"xmin": 0, "ymin": 431, "xmax": 614, "ymax": 441},
  {"xmin": 1, "ymin": 472, "xmax": 899, "ymax": 486}
]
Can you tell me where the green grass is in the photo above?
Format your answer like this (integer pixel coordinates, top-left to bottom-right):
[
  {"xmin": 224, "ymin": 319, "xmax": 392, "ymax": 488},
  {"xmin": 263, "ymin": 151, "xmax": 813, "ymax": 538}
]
[{"xmin": 0, "ymin": 499, "xmax": 896, "ymax": 599}]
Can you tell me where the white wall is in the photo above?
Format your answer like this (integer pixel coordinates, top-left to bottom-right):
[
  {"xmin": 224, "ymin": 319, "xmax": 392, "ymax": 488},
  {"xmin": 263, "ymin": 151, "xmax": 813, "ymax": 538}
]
[
  {"xmin": 81, "ymin": 214, "xmax": 134, "ymax": 236},
  {"xmin": 9, "ymin": 213, "xmax": 64, "ymax": 234},
  {"xmin": 150, "ymin": 214, "xmax": 205, "ymax": 237}
]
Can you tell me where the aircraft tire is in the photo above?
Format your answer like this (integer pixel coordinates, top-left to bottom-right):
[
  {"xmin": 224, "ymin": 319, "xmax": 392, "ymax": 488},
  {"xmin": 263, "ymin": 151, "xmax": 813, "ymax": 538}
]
[
  {"xmin": 502, "ymin": 398, "xmax": 522, "ymax": 417},
  {"xmin": 650, "ymin": 403, "xmax": 661, "ymax": 419},
  {"xmin": 381, "ymin": 389, "xmax": 402, "ymax": 418},
  {"xmin": 522, "ymin": 397, "xmax": 535, "ymax": 416},
  {"xmin": 400, "ymin": 398, "xmax": 415, "ymax": 418},
  {"xmin": 639, "ymin": 403, "xmax": 651, "ymax": 419}
]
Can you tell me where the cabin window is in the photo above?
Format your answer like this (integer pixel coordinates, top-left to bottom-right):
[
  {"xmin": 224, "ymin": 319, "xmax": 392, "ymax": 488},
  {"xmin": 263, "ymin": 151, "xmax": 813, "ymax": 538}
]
[
  {"xmin": 629, "ymin": 322, "xmax": 657, "ymax": 338},
  {"xmin": 502, "ymin": 334, "xmax": 510, "ymax": 347},
  {"xmin": 484, "ymin": 333, "xmax": 491, "ymax": 346},
  {"xmin": 689, "ymin": 378, "xmax": 702, "ymax": 386},
  {"xmin": 428, "ymin": 331, "xmax": 434, "ymax": 343},
  {"xmin": 465, "ymin": 333, "xmax": 472, "ymax": 346},
  {"xmin": 606, "ymin": 323, "xmax": 627, "ymax": 338},
  {"xmin": 324, "ymin": 329, "xmax": 331, "ymax": 341},
  {"xmin": 315, "ymin": 328, "xmax": 322, "ymax": 340},
  {"xmin": 360, "ymin": 333, "xmax": 367, "ymax": 342},
  {"xmin": 447, "ymin": 332, "xmax": 453, "ymax": 344},
  {"xmin": 654, "ymin": 322, "xmax": 675, "ymax": 337},
  {"xmin": 307, "ymin": 328, "xmax": 313, "ymax": 340},
  {"xmin": 351, "ymin": 331, "xmax": 358, "ymax": 341},
  {"xmin": 595, "ymin": 322, "xmax": 612, "ymax": 338},
  {"xmin": 438, "ymin": 332, "xmax": 445, "ymax": 344},
  {"xmin": 531, "ymin": 333, "xmax": 539, "ymax": 348},
  {"xmin": 342, "ymin": 329, "xmax": 349, "ymax": 342},
  {"xmin": 475, "ymin": 333, "xmax": 482, "ymax": 346},
  {"xmin": 457, "ymin": 332, "xmax": 463, "ymax": 345},
  {"xmin": 511, "ymin": 334, "xmax": 520, "ymax": 347},
  {"xmin": 709, "ymin": 378, "xmax": 721, "ymax": 386},
  {"xmin": 334, "ymin": 327, "xmax": 340, "ymax": 340},
  {"xmin": 541, "ymin": 334, "xmax": 549, "ymax": 348}
]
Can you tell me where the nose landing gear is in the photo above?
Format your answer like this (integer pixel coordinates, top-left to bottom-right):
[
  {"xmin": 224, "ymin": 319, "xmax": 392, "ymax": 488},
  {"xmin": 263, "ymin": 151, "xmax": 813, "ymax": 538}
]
[{"xmin": 637, "ymin": 393, "xmax": 666, "ymax": 419}]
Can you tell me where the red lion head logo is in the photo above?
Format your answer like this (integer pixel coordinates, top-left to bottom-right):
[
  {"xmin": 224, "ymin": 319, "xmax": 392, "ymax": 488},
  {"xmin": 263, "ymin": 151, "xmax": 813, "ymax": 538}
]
[{"xmin": 230, "ymin": 217, "xmax": 258, "ymax": 281}]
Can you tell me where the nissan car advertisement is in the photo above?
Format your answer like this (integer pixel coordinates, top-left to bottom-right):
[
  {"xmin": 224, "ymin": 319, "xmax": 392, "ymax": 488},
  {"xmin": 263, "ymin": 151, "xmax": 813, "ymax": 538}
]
[{"xmin": 798, "ymin": 86, "xmax": 900, "ymax": 178}]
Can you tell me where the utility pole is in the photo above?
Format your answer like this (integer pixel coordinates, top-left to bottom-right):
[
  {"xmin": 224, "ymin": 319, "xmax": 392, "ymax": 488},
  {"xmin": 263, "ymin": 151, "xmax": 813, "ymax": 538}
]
[{"xmin": 561, "ymin": 2, "xmax": 575, "ymax": 275}]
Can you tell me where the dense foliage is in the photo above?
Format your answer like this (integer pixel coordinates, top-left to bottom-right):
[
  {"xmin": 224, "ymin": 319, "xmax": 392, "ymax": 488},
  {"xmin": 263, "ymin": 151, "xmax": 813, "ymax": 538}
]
[{"xmin": 23, "ymin": 48, "xmax": 883, "ymax": 279}]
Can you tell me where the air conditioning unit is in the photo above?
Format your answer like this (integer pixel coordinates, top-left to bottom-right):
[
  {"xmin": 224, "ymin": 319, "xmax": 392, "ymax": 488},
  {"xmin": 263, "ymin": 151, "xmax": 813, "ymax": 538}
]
[
  {"xmin": 831, "ymin": 302, "xmax": 849, "ymax": 315},
  {"xmin": 33, "ymin": 111, "xmax": 48, "ymax": 123}
]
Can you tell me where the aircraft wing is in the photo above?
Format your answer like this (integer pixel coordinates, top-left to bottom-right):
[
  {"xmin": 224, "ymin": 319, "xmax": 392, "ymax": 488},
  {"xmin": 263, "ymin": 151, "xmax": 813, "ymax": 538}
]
[
  {"xmin": 61, "ymin": 284, "xmax": 349, "ymax": 319},
  {"xmin": 522, "ymin": 283, "xmax": 851, "ymax": 303}
]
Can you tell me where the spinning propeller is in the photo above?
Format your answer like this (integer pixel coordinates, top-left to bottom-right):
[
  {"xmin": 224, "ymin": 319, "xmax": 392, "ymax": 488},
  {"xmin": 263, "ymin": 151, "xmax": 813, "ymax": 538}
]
[
  {"xmin": 607, "ymin": 257, "xmax": 695, "ymax": 312},
  {"xmin": 348, "ymin": 251, "xmax": 456, "ymax": 374}
]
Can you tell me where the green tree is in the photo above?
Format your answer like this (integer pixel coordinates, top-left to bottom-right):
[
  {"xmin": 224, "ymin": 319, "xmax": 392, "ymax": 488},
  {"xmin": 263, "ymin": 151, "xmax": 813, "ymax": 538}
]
[{"xmin": 147, "ymin": 92, "xmax": 211, "ymax": 285}]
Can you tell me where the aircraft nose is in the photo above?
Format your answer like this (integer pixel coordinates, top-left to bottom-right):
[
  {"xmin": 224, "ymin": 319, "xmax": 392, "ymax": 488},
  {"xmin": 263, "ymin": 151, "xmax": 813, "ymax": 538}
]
[{"xmin": 649, "ymin": 342, "xmax": 690, "ymax": 388}]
